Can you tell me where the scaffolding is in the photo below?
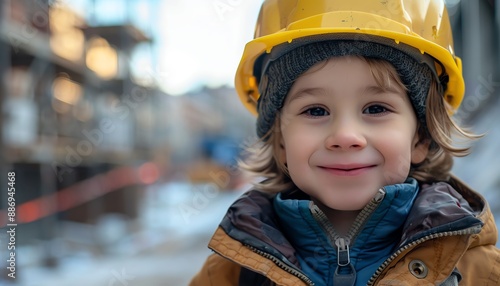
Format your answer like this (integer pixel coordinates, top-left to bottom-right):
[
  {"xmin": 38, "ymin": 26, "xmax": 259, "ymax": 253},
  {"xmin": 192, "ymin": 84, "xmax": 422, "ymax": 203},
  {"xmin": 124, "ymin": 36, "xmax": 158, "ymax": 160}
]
[{"xmin": 0, "ymin": 1, "xmax": 165, "ymax": 253}]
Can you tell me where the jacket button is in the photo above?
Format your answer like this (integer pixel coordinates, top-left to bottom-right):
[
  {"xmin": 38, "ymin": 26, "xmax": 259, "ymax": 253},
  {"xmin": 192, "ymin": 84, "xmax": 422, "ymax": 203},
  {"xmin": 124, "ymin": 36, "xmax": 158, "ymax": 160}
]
[{"xmin": 409, "ymin": 259, "xmax": 428, "ymax": 279}]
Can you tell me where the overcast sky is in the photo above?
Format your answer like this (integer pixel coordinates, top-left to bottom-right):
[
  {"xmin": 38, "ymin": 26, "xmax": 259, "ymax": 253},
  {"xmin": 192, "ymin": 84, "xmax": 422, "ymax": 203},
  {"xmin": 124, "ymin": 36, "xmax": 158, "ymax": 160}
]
[
  {"xmin": 155, "ymin": 1, "xmax": 262, "ymax": 95},
  {"xmin": 66, "ymin": 0, "xmax": 263, "ymax": 95}
]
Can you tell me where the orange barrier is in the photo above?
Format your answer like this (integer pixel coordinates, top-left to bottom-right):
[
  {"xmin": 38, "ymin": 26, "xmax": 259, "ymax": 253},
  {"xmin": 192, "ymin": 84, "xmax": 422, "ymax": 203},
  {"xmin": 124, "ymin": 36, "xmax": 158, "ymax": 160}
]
[{"xmin": 1, "ymin": 163, "xmax": 160, "ymax": 226}]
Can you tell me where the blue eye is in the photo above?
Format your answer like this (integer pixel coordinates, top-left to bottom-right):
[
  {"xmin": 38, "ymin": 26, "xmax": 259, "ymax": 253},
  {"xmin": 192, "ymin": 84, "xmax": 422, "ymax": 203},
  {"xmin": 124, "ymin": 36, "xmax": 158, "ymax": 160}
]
[
  {"xmin": 304, "ymin": 107, "xmax": 329, "ymax": 117},
  {"xmin": 363, "ymin": 105, "xmax": 388, "ymax": 114}
]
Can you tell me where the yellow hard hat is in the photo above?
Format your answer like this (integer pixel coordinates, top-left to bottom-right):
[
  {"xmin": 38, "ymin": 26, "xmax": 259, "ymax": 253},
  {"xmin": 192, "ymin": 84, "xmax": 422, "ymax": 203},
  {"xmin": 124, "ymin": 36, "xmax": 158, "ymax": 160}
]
[{"xmin": 235, "ymin": 0, "xmax": 463, "ymax": 116}]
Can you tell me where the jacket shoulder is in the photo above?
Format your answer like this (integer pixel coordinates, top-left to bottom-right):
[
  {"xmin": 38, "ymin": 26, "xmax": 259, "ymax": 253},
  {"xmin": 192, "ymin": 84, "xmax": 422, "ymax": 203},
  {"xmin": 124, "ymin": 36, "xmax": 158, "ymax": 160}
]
[
  {"xmin": 458, "ymin": 244, "xmax": 500, "ymax": 285},
  {"xmin": 189, "ymin": 253, "xmax": 241, "ymax": 286}
]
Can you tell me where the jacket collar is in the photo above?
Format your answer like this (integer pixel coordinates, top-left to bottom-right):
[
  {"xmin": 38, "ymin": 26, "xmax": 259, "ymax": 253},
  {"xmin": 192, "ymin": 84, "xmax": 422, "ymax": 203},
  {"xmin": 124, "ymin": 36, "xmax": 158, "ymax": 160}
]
[
  {"xmin": 209, "ymin": 177, "xmax": 497, "ymax": 285},
  {"xmin": 400, "ymin": 178, "xmax": 484, "ymax": 246},
  {"xmin": 446, "ymin": 175, "xmax": 497, "ymax": 247},
  {"xmin": 216, "ymin": 176, "xmax": 493, "ymax": 282}
]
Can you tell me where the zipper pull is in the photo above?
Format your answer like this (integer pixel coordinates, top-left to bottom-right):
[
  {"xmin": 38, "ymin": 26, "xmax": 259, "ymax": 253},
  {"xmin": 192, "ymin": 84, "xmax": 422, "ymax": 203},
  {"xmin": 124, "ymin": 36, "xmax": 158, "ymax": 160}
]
[
  {"xmin": 374, "ymin": 188, "xmax": 385, "ymax": 203},
  {"xmin": 334, "ymin": 237, "xmax": 356, "ymax": 286},
  {"xmin": 336, "ymin": 237, "xmax": 350, "ymax": 266}
]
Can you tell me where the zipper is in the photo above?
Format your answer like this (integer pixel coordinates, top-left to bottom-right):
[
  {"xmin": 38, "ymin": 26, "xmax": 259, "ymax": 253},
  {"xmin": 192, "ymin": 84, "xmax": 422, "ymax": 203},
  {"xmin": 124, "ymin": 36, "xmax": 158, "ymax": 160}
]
[
  {"xmin": 244, "ymin": 244, "xmax": 315, "ymax": 286},
  {"xmin": 310, "ymin": 188, "xmax": 386, "ymax": 286},
  {"xmin": 310, "ymin": 188, "xmax": 386, "ymax": 247},
  {"xmin": 366, "ymin": 224, "xmax": 482, "ymax": 286}
]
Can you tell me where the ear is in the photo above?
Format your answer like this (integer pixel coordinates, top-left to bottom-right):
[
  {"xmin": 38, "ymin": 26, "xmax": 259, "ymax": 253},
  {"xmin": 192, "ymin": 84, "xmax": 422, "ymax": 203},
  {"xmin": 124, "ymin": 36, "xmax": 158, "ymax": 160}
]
[{"xmin": 410, "ymin": 132, "xmax": 430, "ymax": 164}]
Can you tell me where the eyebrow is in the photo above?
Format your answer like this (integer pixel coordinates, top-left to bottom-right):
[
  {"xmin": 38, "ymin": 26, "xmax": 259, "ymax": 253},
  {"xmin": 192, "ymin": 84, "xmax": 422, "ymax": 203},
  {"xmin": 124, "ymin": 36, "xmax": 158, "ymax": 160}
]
[
  {"xmin": 363, "ymin": 85, "xmax": 406, "ymax": 98},
  {"xmin": 286, "ymin": 87, "xmax": 327, "ymax": 104}
]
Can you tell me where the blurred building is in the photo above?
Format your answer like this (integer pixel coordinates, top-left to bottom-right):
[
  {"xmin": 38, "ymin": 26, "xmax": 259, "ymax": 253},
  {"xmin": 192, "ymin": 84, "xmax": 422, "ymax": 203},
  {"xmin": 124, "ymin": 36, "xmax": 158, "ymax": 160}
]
[
  {"xmin": 0, "ymin": 0, "xmax": 170, "ymax": 253},
  {"xmin": 0, "ymin": 0, "xmax": 256, "ymax": 272},
  {"xmin": 166, "ymin": 86, "xmax": 255, "ymax": 189}
]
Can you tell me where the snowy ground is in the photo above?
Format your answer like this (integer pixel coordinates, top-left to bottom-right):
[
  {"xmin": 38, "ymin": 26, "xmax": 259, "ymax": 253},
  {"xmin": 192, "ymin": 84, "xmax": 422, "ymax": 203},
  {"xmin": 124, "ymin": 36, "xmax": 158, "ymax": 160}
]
[{"xmin": 11, "ymin": 182, "xmax": 245, "ymax": 286}]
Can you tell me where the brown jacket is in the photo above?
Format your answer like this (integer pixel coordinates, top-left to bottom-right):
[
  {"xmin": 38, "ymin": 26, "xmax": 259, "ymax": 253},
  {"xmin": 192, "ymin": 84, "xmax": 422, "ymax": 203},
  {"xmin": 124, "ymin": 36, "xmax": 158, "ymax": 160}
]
[{"xmin": 190, "ymin": 177, "xmax": 500, "ymax": 285}]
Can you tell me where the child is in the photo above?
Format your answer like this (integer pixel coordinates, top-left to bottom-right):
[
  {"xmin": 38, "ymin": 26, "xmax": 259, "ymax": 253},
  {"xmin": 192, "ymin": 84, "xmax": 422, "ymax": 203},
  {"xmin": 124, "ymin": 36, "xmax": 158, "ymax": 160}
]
[{"xmin": 190, "ymin": 0, "xmax": 500, "ymax": 285}]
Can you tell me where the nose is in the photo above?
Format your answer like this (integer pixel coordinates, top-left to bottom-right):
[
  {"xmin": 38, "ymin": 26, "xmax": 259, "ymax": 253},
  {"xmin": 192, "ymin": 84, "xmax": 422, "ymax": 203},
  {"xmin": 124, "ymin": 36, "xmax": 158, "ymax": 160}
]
[{"xmin": 325, "ymin": 120, "xmax": 367, "ymax": 150}]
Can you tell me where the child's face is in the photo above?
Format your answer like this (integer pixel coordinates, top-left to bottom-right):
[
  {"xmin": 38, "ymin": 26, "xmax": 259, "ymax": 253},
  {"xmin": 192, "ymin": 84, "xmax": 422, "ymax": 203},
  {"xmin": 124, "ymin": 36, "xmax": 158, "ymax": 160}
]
[{"xmin": 278, "ymin": 56, "xmax": 428, "ymax": 211}]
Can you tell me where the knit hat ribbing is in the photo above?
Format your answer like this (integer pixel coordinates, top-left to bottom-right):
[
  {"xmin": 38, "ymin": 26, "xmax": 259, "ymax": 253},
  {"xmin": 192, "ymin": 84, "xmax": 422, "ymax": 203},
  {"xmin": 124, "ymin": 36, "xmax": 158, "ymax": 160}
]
[{"xmin": 256, "ymin": 39, "xmax": 439, "ymax": 138}]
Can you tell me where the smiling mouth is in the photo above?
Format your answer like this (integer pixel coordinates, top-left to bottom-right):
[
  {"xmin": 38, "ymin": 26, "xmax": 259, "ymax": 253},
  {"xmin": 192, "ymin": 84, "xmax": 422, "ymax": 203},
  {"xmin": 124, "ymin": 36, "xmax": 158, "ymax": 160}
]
[{"xmin": 319, "ymin": 165, "xmax": 376, "ymax": 176}]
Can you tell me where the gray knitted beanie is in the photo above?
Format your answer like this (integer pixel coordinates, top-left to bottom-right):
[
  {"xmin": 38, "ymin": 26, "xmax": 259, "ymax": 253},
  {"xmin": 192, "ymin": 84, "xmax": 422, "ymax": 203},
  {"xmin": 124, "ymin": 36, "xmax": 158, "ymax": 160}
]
[{"xmin": 256, "ymin": 37, "xmax": 441, "ymax": 138}]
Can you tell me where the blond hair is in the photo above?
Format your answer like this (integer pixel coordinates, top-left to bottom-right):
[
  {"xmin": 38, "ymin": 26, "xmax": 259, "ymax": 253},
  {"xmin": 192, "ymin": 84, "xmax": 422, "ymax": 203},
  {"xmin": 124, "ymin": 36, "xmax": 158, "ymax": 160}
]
[{"xmin": 239, "ymin": 57, "xmax": 479, "ymax": 193}]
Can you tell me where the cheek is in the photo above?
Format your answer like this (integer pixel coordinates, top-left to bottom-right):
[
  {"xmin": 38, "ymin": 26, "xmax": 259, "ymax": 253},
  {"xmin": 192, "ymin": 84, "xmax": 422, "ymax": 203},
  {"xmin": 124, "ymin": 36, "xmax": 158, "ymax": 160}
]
[
  {"xmin": 380, "ymin": 131, "xmax": 415, "ymax": 183},
  {"xmin": 284, "ymin": 136, "xmax": 309, "ymax": 163}
]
